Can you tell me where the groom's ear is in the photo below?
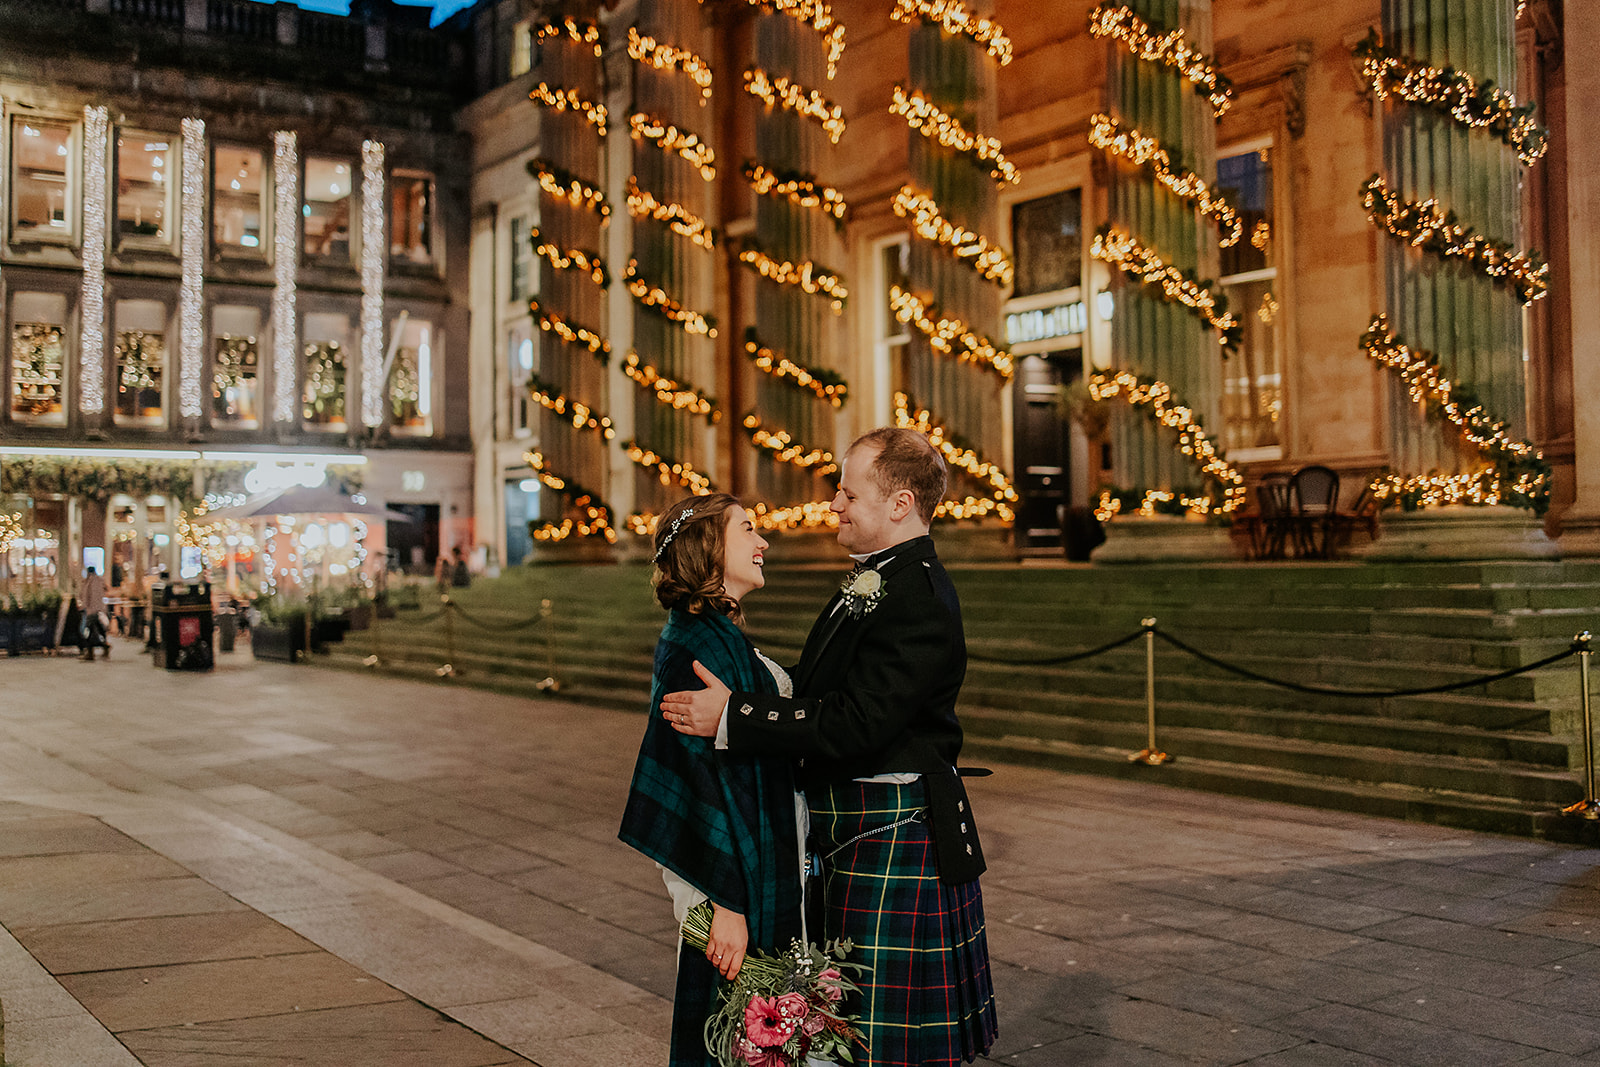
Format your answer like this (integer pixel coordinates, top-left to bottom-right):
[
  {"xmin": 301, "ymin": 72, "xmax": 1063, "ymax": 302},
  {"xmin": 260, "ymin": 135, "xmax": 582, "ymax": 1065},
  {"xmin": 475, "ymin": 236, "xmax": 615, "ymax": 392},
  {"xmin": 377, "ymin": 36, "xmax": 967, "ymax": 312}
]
[{"xmin": 890, "ymin": 488, "xmax": 916, "ymax": 521}]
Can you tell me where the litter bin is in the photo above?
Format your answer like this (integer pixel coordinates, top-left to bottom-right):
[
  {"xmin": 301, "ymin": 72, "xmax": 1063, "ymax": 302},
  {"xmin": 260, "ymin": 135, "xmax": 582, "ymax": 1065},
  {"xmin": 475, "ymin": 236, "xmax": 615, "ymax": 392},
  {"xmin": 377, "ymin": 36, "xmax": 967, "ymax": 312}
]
[{"xmin": 151, "ymin": 582, "xmax": 214, "ymax": 671}]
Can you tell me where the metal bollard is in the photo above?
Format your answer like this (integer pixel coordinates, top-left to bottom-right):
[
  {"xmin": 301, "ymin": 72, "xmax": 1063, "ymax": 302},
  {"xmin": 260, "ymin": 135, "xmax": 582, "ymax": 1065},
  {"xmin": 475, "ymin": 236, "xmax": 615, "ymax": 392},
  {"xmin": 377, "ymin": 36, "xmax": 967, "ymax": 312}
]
[
  {"xmin": 1562, "ymin": 630, "xmax": 1597, "ymax": 819},
  {"xmin": 1128, "ymin": 617, "xmax": 1173, "ymax": 765},
  {"xmin": 363, "ymin": 593, "xmax": 383, "ymax": 668},
  {"xmin": 435, "ymin": 595, "xmax": 457, "ymax": 678},
  {"xmin": 535, "ymin": 597, "xmax": 560, "ymax": 693}
]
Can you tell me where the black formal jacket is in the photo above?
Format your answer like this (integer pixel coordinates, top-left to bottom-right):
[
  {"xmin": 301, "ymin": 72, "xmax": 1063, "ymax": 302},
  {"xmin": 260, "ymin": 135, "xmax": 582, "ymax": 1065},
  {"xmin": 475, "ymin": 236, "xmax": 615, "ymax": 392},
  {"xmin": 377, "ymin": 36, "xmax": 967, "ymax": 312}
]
[{"xmin": 727, "ymin": 535, "xmax": 986, "ymax": 885}]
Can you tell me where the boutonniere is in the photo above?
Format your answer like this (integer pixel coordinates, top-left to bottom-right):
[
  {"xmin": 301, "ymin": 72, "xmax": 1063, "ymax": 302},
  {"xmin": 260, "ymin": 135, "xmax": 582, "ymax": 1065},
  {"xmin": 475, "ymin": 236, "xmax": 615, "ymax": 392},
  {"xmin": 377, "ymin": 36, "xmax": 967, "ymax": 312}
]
[{"xmin": 839, "ymin": 567, "xmax": 886, "ymax": 618}]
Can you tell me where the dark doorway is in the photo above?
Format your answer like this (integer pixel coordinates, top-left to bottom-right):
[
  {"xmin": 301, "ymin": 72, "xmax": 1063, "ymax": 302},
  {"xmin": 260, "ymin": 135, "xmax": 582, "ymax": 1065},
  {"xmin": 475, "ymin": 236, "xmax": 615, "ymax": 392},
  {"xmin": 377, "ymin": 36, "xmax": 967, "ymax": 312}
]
[
  {"xmin": 387, "ymin": 503, "xmax": 439, "ymax": 575},
  {"xmin": 1012, "ymin": 351, "xmax": 1077, "ymax": 555}
]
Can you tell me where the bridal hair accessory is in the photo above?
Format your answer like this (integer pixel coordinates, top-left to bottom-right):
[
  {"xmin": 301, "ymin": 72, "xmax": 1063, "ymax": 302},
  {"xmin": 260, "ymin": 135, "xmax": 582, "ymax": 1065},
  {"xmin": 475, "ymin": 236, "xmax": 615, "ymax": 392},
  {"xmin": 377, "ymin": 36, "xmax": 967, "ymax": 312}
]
[{"xmin": 653, "ymin": 509, "xmax": 694, "ymax": 562}]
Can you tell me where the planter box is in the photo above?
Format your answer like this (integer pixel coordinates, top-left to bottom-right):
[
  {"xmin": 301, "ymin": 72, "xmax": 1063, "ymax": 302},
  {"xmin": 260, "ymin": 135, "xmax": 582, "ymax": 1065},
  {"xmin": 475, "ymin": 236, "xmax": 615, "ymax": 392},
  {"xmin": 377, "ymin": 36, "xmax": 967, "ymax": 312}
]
[
  {"xmin": 1, "ymin": 612, "xmax": 58, "ymax": 656},
  {"xmin": 311, "ymin": 617, "xmax": 351, "ymax": 651},
  {"xmin": 251, "ymin": 617, "xmax": 308, "ymax": 663}
]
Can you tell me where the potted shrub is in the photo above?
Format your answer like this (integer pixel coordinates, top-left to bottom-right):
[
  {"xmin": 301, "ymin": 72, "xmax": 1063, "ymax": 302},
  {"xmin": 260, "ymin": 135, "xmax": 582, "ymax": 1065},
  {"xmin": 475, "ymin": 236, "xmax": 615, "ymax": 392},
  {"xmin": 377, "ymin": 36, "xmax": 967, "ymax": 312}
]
[
  {"xmin": 250, "ymin": 595, "xmax": 310, "ymax": 663},
  {"xmin": 4, "ymin": 589, "xmax": 62, "ymax": 656}
]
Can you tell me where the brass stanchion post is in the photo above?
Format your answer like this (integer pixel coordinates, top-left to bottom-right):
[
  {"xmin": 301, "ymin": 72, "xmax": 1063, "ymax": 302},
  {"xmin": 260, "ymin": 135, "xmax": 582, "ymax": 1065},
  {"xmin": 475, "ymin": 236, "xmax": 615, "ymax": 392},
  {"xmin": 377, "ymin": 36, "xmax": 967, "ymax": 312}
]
[
  {"xmin": 1129, "ymin": 617, "xmax": 1173, "ymax": 765},
  {"xmin": 535, "ymin": 597, "xmax": 559, "ymax": 693},
  {"xmin": 363, "ymin": 593, "xmax": 382, "ymax": 668},
  {"xmin": 1562, "ymin": 630, "xmax": 1597, "ymax": 819},
  {"xmin": 435, "ymin": 595, "xmax": 456, "ymax": 678}
]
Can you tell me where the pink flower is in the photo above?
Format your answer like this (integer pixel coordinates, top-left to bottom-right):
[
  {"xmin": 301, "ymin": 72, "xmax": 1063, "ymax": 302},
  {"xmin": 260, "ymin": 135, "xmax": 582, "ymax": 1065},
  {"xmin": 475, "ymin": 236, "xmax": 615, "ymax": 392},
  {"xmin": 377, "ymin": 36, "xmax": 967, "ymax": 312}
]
[
  {"xmin": 817, "ymin": 967, "xmax": 845, "ymax": 1002},
  {"xmin": 737, "ymin": 1039, "xmax": 789, "ymax": 1067},
  {"xmin": 775, "ymin": 992, "xmax": 809, "ymax": 1021},
  {"xmin": 801, "ymin": 1012, "xmax": 827, "ymax": 1036},
  {"xmin": 744, "ymin": 996, "xmax": 793, "ymax": 1047}
]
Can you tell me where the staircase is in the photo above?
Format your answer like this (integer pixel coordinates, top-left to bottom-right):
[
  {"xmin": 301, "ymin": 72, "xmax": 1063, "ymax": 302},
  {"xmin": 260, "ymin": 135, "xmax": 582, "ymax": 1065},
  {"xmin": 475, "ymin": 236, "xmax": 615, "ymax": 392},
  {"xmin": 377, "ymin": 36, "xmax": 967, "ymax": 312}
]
[{"xmin": 316, "ymin": 559, "xmax": 1600, "ymax": 840}]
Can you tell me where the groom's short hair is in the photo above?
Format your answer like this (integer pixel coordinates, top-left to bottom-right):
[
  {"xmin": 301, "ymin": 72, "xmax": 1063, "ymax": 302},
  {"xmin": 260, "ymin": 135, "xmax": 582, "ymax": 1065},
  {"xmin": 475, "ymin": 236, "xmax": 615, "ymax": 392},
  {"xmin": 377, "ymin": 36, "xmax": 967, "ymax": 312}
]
[{"xmin": 850, "ymin": 427, "xmax": 946, "ymax": 526}]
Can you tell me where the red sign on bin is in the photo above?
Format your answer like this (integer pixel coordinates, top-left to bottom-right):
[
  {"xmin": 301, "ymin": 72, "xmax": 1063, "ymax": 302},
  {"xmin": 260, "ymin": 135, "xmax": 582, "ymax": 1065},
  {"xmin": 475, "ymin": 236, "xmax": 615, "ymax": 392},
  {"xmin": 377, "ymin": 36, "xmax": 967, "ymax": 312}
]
[{"xmin": 178, "ymin": 617, "xmax": 200, "ymax": 647}]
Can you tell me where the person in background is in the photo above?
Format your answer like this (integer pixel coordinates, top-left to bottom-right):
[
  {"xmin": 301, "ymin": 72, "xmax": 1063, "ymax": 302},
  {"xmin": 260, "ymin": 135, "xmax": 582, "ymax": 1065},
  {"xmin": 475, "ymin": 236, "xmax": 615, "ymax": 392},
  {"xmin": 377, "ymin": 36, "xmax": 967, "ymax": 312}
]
[
  {"xmin": 434, "ymin": 550, "xmax": 450, "ymax": 595},
  {"xmin": 451, "ymin": 545, "xmax": 471, "ymax": 589},
  {"xmin": 80, "ymin": 565, "xmax": 108, "ymax": 661}
]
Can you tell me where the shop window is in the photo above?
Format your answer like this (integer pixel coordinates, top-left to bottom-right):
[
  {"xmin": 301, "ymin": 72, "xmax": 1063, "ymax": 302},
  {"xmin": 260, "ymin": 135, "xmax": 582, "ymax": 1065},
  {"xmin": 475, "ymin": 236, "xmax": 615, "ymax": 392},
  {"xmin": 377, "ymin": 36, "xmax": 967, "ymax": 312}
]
[
  {"xmin": 509, "ymin": 214, "xmax": 531, "ymax": 305},
  {"xmin": 1010, "ymin": 189, "xmax": 1083, "ymax": 299},
  {"xmin": 10, "ymin": 292, "xmax": 69, "ymax": 425},
  {"xmin": 10, "ymin": 117, "xmax": 74, "ymax": 242},
  {"xmin": 213, "ymin": 144, "xmax": 266, "ymax": 254},
  {"xmin": 302, "ymin": 311, "xmax": 349, "ymax": 428},
  {"xmin": 211, "ymin": 304, "xmax": 262, "ymax": 427},
  {"xmin": 1217, "ymin": 144, "xmax": 1282, "ymax": 455},
  {"xmin": 115, "ymin": 130, "xmax": 174, "ymax": 248},
  {"xmin": 390, "ymin": 170, "xmax": 434, "ymax": 265},
  {"xmin": 114, "ymin": 299, "xmax": 168, "ymax": 427},
  {"xmin": 304, "ymin": 156, "xmax": 354, "ymax": 261},
  {"xmin": 390, "ymin": 317, "xmax": 434, "ymax": 435}
]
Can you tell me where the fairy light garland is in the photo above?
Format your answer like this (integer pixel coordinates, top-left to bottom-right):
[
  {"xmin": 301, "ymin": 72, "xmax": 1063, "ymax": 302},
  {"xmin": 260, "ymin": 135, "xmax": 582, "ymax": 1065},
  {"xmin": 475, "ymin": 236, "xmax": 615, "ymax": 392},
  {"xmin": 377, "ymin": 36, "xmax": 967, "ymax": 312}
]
[
  {"xmin": 529, "ymin": 159, "xmax": 611, "ymax": 218},
  {"xmin": 80, "ymin": 106, "xmax": 109, "ymax": 415},
  {"xmin": 624, "ymin": 177, "xmax": 716, "ymax": 251},
  {"xmin": 623, "ymin": 351, "xmax": 719, "ymax": 421},
  {"xmin": 894, "ymin": 393, "xmax": 1018, "ymax": 518},
  {"xmin": 743, "ymin": 332, "xmax": 848, "ymax": 406},
  {"xmin": 742, "ymin": 415, "xmax": 839, "ymax": 475},
  {"xmin": 891, "ymin": 0, "xmax": 1011, "ymax": 66},
  {"xmin": 1369, "ymin": 469, "xmax": 1546, "ymax": 511},
  {"xmin": 887, "ymin": 285, "xmax": 1014, "ymax": 379},
  {"xmin": 893, "ymin": 186, "xmax": 1014, "ymax": 286},
  {"xmin": 1089, "ymin": 113, "xmax": 1243, "ymax": 247},
  {"xmin": 524, "ymin": 451, "xmax": 619, "ymax": 544},
  {"xmin": 742, "ymin": 69, "xmax": 847, "ymax": 144},
  {"xmin": 530, "ymin": 226, "xmax": 609, "ymax": 287},
  {"xmin": 717, "ymin": 0, "xmax": 846, "ymax": 80},
  {"xmin": 624, "ymin": 440, "xmax": 715, "ymax": 494},
  {"xmin": 1088, "ymin": 3, "xmax": 1231, "ymax": 117},
  {"xmin": 890, "ymin": 87, "xmax": 1018, "ymax": 186},
  {"xmin": 743, "ymin": 163, "xmax": 848, "ymax": 223},
  {"xmin": 529, "ymin": 297, "xmax": 612, "ymax": 360},
  {"xmin": 1352, "ymin": 29, "xmax": 1546, "ymax": 165},
  {"xmin": 535, "ymin": 17, "xmax": 603, "ymax": 58},
  {"xmin": 1360, "ymin": 176, "xmax": 1548, "ymax": 305},
  {"xmin": 738, "ymin": 246, "xmax": 849, "ymax": 312},
  {"xmin": 531, "ymin": 83, "xmax": 609, "ymax": 136},
  {"xmin": 527, "ymin": 374, "xmax": 615, "ymax": 439},
  {"xmin": 627, "ymin": 28, "xmax": 714, "ymax": 102},
  {"xmin": 1089, "ymin": 371, "xmax": 1248, "ymax": 514},
  {"xmin": 752, "ymin": 501, "xmax": 839, "ymax": 531},
  {"xmin": 1091, "ymin": 228, "xmax": 1242, "ymax": 352},
  {"xmin": 629, "ymin": 114, "xmax": 717, "ymax": 181},
  {"xmin": 623, "ymin": 261, "xmax": 718, "ymax": 338}
]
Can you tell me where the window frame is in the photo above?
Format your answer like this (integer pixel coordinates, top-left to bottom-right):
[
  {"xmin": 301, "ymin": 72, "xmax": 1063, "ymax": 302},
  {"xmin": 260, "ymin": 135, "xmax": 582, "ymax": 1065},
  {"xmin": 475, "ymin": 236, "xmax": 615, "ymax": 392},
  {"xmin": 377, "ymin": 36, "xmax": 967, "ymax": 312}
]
[
  {"xmin": 8, "ymin": 113, "xmax": 82, "ymax": 248},
  {"xmin": 1216, "ymin": 135, "xmax": 1284, "ymax": 462},
  {"xmin": 112, "ymin": 127, "xmax": 179, "ymax": 255},
  {"xmin": 210, "ymin": 142, "xmax": 270, "ymax": 260}
]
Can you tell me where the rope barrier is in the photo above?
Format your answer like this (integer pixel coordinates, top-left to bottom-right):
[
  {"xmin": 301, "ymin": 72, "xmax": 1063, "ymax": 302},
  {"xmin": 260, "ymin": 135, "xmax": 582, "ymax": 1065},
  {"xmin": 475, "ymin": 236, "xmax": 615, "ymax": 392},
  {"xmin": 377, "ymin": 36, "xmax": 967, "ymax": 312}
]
[{"xmin": 966, "ymin": 628, "xmax": 1146, "ymax": 666}]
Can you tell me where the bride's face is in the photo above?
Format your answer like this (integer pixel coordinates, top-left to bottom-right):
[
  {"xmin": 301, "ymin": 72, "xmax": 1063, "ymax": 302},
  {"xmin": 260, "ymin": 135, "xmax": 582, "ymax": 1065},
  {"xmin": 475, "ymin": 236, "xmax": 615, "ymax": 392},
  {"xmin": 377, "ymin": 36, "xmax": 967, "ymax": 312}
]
[{"xmin": 721, "ymin": 507, "xmax": 769, "ymax": 602}]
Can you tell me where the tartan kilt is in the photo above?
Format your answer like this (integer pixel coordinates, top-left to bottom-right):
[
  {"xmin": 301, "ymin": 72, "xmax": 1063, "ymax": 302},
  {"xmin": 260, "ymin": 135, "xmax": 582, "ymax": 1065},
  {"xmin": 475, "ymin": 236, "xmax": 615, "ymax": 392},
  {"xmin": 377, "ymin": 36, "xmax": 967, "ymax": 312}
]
[{"xmin": 811, "ymin": 780, "xmax": 997, "ymax": 1067}]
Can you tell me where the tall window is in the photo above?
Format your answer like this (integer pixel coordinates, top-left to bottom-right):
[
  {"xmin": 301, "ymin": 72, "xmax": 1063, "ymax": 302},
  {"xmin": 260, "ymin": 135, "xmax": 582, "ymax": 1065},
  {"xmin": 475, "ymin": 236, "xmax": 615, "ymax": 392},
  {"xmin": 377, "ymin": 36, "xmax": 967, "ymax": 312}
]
[
  {"xmin": 303, "ymin": 156, "xmax": 354, "ymax": 261},
  {"xmin": 876, "ymin": 237, "xmax": 910, "ymax": 416},
  {"xmin": 390, "ymin": 317, "xmax": 433, "ymax": 435},
  {"xmin": 1217, "ymin": 144, "xmax": 1281, "ymax": 455},
  {"xmin": 10, "ymin": 292, "xmax": 69, "ymax": 425},
  {"xmin": 115, "ymin": 131, "xmax": 174, "ymax": 248},
  {"xmin": 1010, "ymin": 188, "xmax": 1083, "ymax": 298},
  {"xmin": 10, "ymin": 117, "xmax": 74, "ymax": 242},
  {"xmin": 213, "ymin": 145, "xmax": 265, "ymax": 253},
  {"xmin": 302, "ymin": 312, "xmax": 350, "ymax": 428},
  {"xmin": 389, "ymin": 170, "xmax": 434, "ymax": 265},
  {"xmin": 508, "ymin": 321, "xmax": 534, "ymax": 435},
  {"xmin": 114, "ymin": 299, "xmax": 169, "ymax": 427},
  {"xmin": 509, "ymin": 214, "xmax": 531, "ymax": 305},
  {"xmin": 211, "ymin": 304, "xmax": 262, "ymax": 427},
  {"xmin": 510, "ymin": 17, "xmax": 534, "ymax": 78}
]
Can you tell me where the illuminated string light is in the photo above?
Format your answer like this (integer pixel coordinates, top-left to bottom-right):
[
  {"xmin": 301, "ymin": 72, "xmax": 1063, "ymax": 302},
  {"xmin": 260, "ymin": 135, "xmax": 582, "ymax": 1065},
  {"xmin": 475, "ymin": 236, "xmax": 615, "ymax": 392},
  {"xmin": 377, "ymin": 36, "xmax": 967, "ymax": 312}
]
[
  {"xmin": 625, "ymin": 177, "xmax": 717, "ymax": 249},
  {"xmin": 1091, "ymin": 227, "xmax": 1242, "ymax": 352},
  {"xmin": 80, "ymin": 106, "xmax": 108, "ymax": 415},
  {"xmin": 1360, "ymin": 176, "xmax": 1548, "ymax": 305},
  {"xmin": 738, "ymin": 246, "xmax": 849, "ymax": 311},
  {"xmin": 624, "ymin": 440, "xmax": 715, "ymax": 494},
  {"xmin": 890, "ymin": 87, "xmax": 1018, "ymax": 186},
  {"xmin": 529, "ymin": 158, "xmax": 611, "ymax": 217},
  {"xmin": 535, "ymin": 17, "xmax": 603, "ymax": 58},
  {"xmin": 1088, "ymin": 371, "xmax": 1248, "ymax": 514},
  {"xmin": 359, "ymin": 139, "xmax": 385, "ymax": 429},
  {"xmin": 523, "ymin": 450, "xmax": 566, "ymax": 491},
  {"xmin": 716, "ymin": 0, "xmax": 846, "ymax": 80},
  {"xmin": 271, "ymin": 130, "xmax": 299, "ymax": 422},
  {"xmin": 743, "ymin": 333, "xmax": 848, "ymax": 406},
  {"xmin": 887, "ymin": 285, "xmax": 1014, "ymax": 379},
  {"xmin": 742, "ymin": 69, "xmax": 846, "ymax": 143},
  {"xmin": 742, "ymin": 414, "xmax": 839, "ymax": 475},
  {"xmin": 623, "ymin": 351, "xmax": 718, "ymax": 421},
  {"xmin": 743, "ymin": 163, "xmax": 848, "ymax": 222},
  {"xmin": 531, "ymin": 226, "xmax": 609, "ymax": 286},
  {"xmin": 894, "ymin": 392, "xmax": 1018, "ymax": 521},
  {"xmin": 891, "ymin": 0, "xmax": 1011, "ymax": 66},
  {"xmin": 1352, "ymin": 29, "xmax": 1546, "ymax": 165},
  {"xmin": 531, "ymin": 83, "xmax": 609, "ymax": 136},
  {"xmin": 1368, "ymin": 469, "xmax": 1546, "ymax": 511},
  {"xmin": 524, "ymin": 450, "xmax": 619, "ymax": 543},
  {"xmin": 1251, "ymin": 220, "xmax": 1271, "ymax": 251},
  {"xmin": 179, "ymin": 117, "xmax": 205, "ymax": 419},
  {"xmin": 1088, "ymin": 113, "xmax": 1243, "ymax": 246},
  {"xmin": 529, "ymin": 297, "xmax": 611, "ymax": 360},
  {"xmin": 629, "ymin": 113, "xmax": 716, "ymax": 181},
  {"xmin": 527, "ymin": 373, "xmax": 615, "ymax": 439},
  {"xmin": 893, "ymin": 186, "xmax": 1014, "ymax": 286},
  {"xmin": 1088, "ymin": 3, "xmax": 1231, "ymax": 117},
  {"xmin": 751, "ymin": 501, "xmax": 840, "ymax": 531},
  {"xmin": 627, "ymin": 28, "xmax": 713, "ymax": 102},
  {"xmin": 623, "ymin": 261, "xmax": 718, "ymax": 337}
]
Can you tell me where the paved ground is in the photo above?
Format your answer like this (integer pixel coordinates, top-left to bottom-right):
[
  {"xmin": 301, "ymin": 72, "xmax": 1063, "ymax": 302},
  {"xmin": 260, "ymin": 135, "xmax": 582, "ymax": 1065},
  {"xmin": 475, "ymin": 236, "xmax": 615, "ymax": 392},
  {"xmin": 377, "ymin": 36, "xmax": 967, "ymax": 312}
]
[{"xmin": 3, "ymin": 639, "xmax": 1600, "ymax": 1065}]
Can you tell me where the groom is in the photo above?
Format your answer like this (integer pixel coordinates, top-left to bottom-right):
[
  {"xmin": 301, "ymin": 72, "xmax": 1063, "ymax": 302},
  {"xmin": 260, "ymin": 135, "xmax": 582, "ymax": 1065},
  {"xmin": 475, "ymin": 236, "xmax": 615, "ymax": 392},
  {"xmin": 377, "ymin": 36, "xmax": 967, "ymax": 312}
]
[{"xmin": 663, "ymin": 426, "xmax": 997, "ymax": 1066}]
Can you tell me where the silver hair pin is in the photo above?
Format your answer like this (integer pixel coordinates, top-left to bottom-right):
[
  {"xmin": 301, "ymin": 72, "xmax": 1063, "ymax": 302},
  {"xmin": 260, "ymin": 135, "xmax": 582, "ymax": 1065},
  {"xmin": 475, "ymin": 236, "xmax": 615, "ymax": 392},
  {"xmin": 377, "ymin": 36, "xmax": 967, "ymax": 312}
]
[{"xmin": 652, "ymin": 510, "xmax": 693, "ymax": 562}]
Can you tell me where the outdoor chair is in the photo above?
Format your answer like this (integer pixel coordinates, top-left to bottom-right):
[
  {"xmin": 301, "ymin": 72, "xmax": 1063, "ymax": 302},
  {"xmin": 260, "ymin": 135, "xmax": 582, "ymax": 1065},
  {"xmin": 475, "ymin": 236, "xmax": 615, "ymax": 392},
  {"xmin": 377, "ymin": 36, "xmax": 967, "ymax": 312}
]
[
  {"xmin": 1289, "ymin": 465, "xmax": 1340, "ymax": 558},
  {"xmin": 1248, "ymin": 472, "xmax": 1293, "ymax": 559}
]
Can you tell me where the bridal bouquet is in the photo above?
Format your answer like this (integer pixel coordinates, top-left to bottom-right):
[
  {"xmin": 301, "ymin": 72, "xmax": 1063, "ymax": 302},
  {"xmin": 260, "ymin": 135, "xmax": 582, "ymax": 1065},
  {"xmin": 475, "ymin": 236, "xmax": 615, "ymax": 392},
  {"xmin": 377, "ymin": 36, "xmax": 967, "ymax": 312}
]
[{"xmin": 682, "ymin": 901, "xmax": 868, "ymax": 1066}]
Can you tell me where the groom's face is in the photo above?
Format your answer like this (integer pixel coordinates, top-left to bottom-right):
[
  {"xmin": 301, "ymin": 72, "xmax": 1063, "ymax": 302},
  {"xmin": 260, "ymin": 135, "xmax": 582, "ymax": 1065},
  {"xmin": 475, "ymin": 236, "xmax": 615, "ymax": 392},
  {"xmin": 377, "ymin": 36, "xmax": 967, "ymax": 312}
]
[{"xmin": 832, "ymin": 446, "xmax": 896, "ymax": 555}]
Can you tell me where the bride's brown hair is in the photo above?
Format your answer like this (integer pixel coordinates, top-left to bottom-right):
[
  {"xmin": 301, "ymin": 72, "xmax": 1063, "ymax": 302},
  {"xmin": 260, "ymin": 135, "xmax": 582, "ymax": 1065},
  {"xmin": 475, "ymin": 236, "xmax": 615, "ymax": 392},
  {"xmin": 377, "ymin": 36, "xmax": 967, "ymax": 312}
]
[{"xmin": 652, "ymin": 493, "xmax": 745, "ymax": 621}]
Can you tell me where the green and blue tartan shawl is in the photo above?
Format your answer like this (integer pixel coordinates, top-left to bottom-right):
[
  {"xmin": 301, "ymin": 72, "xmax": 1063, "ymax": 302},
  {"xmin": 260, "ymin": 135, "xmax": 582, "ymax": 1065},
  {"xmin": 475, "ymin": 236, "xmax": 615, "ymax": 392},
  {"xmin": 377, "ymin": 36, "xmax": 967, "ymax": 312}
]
[{"xmin": 619, "ymin": 609, "xmax": 802, "ymax": 1065}]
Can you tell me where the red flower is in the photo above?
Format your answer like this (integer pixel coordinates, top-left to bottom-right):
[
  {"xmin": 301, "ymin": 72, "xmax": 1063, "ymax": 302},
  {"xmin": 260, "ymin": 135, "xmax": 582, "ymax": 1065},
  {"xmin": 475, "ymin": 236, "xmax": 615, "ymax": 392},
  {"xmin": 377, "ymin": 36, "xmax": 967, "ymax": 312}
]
[
  {"xmin": 744, "ymin": 996, "xmax": 794, "ymax": 1047},
  {"xmin": 737, "ymin": 1037, "xmax": 790, "ymax": 1066}
]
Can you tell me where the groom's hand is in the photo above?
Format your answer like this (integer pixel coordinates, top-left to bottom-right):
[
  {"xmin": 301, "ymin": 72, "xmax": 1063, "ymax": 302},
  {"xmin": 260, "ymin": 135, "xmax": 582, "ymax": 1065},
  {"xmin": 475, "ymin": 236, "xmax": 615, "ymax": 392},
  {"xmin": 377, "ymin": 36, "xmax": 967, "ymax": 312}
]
[{"xmin": 662, "ymin": 661, "xmax": 729, "ymax": 737}]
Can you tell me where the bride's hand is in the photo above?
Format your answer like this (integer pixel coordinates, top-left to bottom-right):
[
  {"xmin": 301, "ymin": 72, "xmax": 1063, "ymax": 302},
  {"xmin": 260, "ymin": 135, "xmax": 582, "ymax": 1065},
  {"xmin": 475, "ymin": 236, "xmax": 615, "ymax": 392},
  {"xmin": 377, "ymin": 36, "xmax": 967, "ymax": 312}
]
[{"xmin": 706, "ymin": 903, "xmax": 748, "ymax": 980}]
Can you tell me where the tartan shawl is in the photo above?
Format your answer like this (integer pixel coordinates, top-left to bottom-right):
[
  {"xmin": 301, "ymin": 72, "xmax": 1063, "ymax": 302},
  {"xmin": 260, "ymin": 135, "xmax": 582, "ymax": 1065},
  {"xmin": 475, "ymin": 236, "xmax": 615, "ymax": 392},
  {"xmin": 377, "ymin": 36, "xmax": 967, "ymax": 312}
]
[{"xmin": 619, "ymin": 608, "xmax": 802, "ymax": 946}]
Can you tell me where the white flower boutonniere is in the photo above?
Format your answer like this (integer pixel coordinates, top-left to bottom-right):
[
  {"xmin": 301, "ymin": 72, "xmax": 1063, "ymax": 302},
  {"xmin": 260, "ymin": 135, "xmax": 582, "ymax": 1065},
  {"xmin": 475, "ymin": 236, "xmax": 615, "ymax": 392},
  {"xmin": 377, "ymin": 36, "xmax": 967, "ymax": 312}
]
[{"xmin": 839, "ymin": 567, "xmax": 886, "ymax": 618}]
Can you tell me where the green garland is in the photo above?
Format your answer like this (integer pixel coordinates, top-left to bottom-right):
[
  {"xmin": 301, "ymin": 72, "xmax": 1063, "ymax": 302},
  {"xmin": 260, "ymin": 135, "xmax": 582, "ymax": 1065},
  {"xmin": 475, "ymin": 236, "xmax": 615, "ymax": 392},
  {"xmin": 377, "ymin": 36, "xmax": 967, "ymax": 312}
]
[{"xmin": 0, "ymin": 459, "xmax": 364, "ymax": 505}]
